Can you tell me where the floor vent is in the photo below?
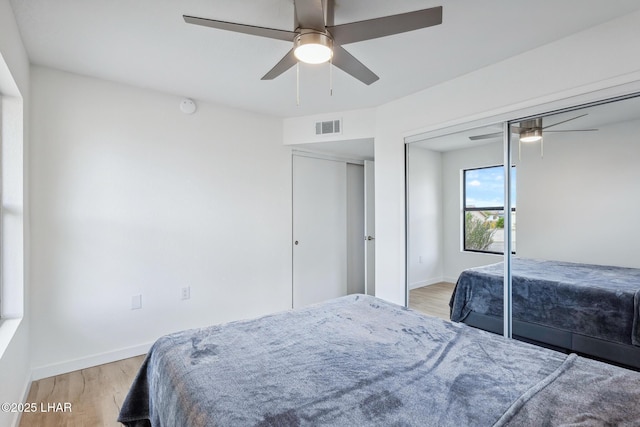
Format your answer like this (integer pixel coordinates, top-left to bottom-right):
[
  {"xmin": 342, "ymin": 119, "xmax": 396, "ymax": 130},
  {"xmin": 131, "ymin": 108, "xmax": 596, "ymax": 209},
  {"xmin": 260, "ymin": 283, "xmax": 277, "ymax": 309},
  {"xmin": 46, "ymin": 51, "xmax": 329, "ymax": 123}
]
[{"xmin": 315, "ymin": 119, "xmax": 342, "ymax": 135}]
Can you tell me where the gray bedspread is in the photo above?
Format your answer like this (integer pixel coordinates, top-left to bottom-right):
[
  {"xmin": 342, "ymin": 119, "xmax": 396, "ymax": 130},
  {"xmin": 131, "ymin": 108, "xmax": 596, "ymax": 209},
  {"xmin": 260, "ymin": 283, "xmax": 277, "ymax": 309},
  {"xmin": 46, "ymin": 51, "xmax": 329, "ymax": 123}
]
[
  {"xmin": 119, "ymin": 294, "xmax": 640, "ymax": 427},
  {"xmin": 450, "ymin": 258, "xmax": 640, "ymax": 346}
]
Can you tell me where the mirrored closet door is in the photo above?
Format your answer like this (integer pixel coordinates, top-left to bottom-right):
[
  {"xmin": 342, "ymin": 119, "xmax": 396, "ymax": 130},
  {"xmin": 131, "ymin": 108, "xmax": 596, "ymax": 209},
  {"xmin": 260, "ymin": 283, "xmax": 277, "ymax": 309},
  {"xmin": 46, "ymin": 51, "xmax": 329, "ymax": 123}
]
[{"xmin": 406, "ymin": 93, "xmax": 640, "ymax": 369}]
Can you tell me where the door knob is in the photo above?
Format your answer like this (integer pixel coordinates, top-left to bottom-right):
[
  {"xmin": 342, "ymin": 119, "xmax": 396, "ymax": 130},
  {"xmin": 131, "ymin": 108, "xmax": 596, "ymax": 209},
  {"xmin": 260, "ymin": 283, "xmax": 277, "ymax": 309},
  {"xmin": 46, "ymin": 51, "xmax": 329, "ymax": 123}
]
[
  {"xmin": 294, "ymin": 241, "xmax": 299, "ymax": 245},
  {"xmin": 366, "ymin": 236, "xmax": 375, "ymax": 241}
]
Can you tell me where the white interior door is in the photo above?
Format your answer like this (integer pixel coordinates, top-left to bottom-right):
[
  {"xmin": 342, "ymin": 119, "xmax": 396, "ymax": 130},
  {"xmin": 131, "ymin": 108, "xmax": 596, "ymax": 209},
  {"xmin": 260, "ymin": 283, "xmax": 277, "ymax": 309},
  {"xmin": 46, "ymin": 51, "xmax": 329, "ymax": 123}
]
[
  {"xmin": 364, "ymin": 160, "xmax": 375, "ymax": 296},
  {"xmin": 293, "ymin": 155, "xmax": 347, "ymax": 308},
  {"xmin": 347, "ymin": 164, "xmax": 365, "ymax": 295}
]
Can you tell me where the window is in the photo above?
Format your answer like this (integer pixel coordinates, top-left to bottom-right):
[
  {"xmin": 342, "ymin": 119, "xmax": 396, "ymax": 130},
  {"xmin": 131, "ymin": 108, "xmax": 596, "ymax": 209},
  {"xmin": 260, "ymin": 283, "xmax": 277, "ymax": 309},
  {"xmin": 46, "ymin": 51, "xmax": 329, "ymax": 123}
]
[
  {"xmin": 463, "ymin": 165, "xmax": 516, "ymax": 254},
  {"xmin": 0, "ymin": 57, "xmax": 25, "ymax": 356},
  {"xmin": 0, "ymin": 63, "xmax": 25, "ymax": 324}
]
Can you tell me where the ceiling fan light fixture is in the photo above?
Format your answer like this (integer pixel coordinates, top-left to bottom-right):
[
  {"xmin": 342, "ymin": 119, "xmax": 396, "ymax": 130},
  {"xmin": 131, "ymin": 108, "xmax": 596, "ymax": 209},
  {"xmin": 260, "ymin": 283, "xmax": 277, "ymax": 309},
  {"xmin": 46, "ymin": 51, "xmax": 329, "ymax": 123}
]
[
  {"xmin": 520, "ymin": 128, "xmax": 543, "ymax": 143},
  {"xmin": 293, "ymin": 32, "xmax": 333, "ymax": 64}
]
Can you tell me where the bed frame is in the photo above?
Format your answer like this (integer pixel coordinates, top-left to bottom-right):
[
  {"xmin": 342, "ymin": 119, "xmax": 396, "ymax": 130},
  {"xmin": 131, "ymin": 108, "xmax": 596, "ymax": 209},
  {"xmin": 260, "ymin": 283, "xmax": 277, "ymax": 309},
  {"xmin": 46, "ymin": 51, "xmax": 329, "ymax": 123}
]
[{"xmin": 463, "ymin": 311, "xmax": 640, "ymax": 370}]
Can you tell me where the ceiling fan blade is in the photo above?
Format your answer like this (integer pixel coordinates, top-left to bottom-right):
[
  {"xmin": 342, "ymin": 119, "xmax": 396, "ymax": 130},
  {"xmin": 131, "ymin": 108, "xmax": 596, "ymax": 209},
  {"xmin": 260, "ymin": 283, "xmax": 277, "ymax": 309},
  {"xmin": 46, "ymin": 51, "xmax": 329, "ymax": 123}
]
[
  {"xmin": 468, "ymin": 132, "xmax": 502, "ymax": 141},
  {"xmin": 327, "ymin": 6, "xmax": 442, "ymax": 45},
  {"xmin": 468, "ymin": 127, "xmax": 521, "ymax": 141},
  {"xmin": 331, "ymin": 46, "xmax": 379, "ymax": 85},
  {"xmin": 542, "ymin": 113, "xmax": 588, "ymax": 130},
  {"xmin": 183, "ymin": 15, "xmax": 297, "ymax": 42},
  {"xmin": 261, "ymin": 49, "xmax": 298, "ymax": 80},
  {"xmin": 294, "ymin": 0, "xmax": 326, "ymax": 31}
]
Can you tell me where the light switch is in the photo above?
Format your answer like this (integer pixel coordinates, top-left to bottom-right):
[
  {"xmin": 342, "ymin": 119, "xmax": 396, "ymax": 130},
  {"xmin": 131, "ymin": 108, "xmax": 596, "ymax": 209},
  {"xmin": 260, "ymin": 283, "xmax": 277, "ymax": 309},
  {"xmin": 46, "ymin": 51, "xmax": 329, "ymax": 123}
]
[{"xmin": 131, "ymin": 294, "xmax": 142, "ymax": 310}]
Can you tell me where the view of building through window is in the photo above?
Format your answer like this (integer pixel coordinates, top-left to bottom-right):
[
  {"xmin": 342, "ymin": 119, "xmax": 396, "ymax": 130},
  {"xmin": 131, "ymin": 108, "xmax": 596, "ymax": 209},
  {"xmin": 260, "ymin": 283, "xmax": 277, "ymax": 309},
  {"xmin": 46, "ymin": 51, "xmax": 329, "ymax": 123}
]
[{"xmin": 463, "ymin": 165, "xmax": 516, "ymax": 254}]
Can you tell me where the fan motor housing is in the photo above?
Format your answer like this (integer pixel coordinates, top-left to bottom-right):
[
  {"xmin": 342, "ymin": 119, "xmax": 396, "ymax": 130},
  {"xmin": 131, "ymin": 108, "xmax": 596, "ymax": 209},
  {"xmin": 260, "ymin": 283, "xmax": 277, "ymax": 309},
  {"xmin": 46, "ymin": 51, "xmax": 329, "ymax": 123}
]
[{"xmin": 293, "ymin": 31, "xmax": 334, "ymax": 64}]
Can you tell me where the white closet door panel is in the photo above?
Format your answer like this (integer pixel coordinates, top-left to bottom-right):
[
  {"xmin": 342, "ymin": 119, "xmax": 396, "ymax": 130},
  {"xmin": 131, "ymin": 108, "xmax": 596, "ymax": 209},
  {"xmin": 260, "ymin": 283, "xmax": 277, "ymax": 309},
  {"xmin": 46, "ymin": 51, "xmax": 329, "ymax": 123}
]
[
  {"xmin": 293, "ymin": 155, "xmax": 347, "ymax": 308},
  {"xmin": 347, "ymin": 163, "xmax": 365, "ymax": 295}
]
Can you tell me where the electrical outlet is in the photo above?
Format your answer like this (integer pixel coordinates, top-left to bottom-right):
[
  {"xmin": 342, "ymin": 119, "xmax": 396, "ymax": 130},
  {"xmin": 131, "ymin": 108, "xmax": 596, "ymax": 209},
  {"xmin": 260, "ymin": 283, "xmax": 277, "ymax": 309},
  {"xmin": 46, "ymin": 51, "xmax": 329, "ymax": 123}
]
[
  {"xmin": 181, "ymin": 286, "xmax": 191, "ymax": 300},
  {"xmin": 131, "ymin": 294, "xmax": 142, "ymax": 310}
]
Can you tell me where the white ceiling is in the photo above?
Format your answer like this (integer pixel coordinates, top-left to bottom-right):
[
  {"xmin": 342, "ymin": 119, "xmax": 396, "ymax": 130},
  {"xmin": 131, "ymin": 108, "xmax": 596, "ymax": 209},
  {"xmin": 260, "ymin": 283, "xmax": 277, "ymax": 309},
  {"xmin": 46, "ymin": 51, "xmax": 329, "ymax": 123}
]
[{"xmin": 10, "ymin": 0, "xmax": 640, "ymax": 118}]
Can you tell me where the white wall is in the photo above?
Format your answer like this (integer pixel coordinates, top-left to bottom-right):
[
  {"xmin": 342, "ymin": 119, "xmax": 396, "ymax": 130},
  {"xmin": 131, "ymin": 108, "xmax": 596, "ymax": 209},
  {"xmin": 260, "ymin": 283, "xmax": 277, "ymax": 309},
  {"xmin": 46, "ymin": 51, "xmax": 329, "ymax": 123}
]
[
  {"xmin": 406, "ymin": 146, "xmax": 443, "ymax": 288},
  {"xmin": 29, "ymin": 67, "xmax": 292, "ymax": 378},
  {"xmin": 373, "ymin": 10, "xmax": 640, "ymax": 305},
  {"xmin": 0, "ymin": 0, "xmax": 30, "ymax": 426},
  {"xmin": 516, "ymin": 118, "xmax": 640, "ymax": 268}
]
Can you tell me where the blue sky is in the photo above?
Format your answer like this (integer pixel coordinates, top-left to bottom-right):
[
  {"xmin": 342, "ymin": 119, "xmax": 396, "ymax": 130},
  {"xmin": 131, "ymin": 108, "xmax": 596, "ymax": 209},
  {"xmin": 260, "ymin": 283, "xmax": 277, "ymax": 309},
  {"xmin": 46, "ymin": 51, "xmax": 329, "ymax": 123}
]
[{"xmin": 465, "ymin": 166, "xmax": 516, "ymax": 208}]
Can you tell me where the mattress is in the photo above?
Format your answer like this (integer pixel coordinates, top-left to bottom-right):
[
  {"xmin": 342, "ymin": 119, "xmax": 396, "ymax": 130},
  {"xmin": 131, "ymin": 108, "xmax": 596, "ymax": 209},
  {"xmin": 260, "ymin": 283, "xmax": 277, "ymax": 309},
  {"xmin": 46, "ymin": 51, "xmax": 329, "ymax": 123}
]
[
  {"xmin": 119, "ymin": 294, "xmax": 640, "ymax": 426},
  {"xmin": 450, "ymin": 258, "xmax": 640, "ymax": 346}
]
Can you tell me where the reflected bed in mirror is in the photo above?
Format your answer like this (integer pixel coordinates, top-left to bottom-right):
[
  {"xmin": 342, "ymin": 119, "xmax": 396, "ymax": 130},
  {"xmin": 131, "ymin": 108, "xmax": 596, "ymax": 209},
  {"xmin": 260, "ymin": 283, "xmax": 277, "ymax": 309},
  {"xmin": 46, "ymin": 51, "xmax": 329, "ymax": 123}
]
[{"xmin": 450, "ymin": 258, "xmax": 640, "ymax": 369}]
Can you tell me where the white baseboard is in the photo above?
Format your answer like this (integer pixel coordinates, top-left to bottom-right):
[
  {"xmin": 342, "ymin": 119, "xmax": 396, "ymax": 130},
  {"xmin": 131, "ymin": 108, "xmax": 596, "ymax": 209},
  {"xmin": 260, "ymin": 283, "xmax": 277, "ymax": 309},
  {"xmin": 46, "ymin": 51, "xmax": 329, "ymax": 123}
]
[
  {"xmin": 31, "ymin": 342, "xmax": 152, "ymax": 381},
  {"xmin": 10, "ymin": 370, "xmax": 32, "ymax": 427},
  {"xmin": 410, "ymin": 276, "xmax": 459, "ymax": 290},
  {"xmin": 409, "ymin": 277, "xmax": 445, "ymax": 290}
]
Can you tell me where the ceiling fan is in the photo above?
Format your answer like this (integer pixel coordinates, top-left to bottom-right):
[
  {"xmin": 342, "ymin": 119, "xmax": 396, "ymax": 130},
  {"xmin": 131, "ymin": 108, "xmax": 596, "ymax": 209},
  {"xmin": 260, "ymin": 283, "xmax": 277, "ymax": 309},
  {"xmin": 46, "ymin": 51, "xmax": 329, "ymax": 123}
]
[
  {"xmin": 469, "ymin": 113, "xmax": 597, "ymax": 142},
  {"xmin": 183, "ymin": 1, "xmax": 443, "ymax": 85},
  {"xmin": 469, "ymin": 113, "xmax": 598, "ymax": 158}
]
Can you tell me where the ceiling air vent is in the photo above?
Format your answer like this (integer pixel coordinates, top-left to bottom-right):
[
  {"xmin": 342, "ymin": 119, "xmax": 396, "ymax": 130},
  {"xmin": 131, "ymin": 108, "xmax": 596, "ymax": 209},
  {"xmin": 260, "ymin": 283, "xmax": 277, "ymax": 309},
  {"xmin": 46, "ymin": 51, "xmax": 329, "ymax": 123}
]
[{"xmin": 315, "ymin": 119, "xmax": 342, "ymax": 135}]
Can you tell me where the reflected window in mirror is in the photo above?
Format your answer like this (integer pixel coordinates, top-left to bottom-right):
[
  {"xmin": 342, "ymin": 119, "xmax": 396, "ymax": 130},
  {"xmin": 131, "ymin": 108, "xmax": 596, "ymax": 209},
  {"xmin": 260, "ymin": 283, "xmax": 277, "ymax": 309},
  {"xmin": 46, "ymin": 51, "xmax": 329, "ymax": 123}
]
[{"xmin": 463, "ymin": 165, "xmax": 516, "ymax": 254}]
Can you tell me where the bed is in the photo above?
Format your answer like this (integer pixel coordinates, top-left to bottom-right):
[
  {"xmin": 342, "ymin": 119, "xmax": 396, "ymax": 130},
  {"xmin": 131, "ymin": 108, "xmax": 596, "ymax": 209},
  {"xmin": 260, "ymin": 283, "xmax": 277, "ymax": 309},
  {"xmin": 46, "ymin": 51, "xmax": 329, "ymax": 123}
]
[
  {"xmin": 449, "ymin": 258, "xmax": 640, "ymax": 369},
  {"xmin": 119, "ymin": 294, "xmax": 640, "ymax": 426}
]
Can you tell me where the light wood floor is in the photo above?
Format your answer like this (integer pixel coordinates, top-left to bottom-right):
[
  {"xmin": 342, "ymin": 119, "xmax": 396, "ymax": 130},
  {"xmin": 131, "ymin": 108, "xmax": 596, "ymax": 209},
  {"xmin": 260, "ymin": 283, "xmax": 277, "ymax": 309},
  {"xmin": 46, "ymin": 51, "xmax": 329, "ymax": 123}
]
[
  {"xmin": 19, "ymin": 355, "xmax": 145, "ymax": 427},
  {"xmin": 409, "ymin": 282, "xmax": 456, "ymax": 320}
]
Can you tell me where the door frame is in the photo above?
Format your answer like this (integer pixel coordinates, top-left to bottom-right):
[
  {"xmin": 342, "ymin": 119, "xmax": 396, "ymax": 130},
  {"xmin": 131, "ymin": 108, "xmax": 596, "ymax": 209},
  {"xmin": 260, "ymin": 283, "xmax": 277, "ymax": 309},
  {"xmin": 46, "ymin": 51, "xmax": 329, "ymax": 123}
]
[{"xmin": 291, "ymin": 150, "xmax": 370, "ymax": 308}]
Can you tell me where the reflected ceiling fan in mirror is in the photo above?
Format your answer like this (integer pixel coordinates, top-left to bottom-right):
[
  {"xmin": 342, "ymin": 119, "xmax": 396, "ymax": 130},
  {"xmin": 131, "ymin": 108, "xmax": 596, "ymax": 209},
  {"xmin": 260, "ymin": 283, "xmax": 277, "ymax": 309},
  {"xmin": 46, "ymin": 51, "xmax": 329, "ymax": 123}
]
[
  {"xmin": 469, "ymin": 113, "xmax": 598, "ymax": 158},
  {"xmin": 183, "ymin": 1, "xmax": 443, "ymax": 87}
]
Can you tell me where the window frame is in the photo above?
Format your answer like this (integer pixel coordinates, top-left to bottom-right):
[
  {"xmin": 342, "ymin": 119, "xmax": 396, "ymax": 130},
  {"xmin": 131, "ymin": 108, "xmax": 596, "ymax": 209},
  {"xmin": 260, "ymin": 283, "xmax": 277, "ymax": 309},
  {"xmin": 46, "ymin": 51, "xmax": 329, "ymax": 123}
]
[{"xmin": 462, "ymin": 164, "xmax": 516, "ymax": 255}]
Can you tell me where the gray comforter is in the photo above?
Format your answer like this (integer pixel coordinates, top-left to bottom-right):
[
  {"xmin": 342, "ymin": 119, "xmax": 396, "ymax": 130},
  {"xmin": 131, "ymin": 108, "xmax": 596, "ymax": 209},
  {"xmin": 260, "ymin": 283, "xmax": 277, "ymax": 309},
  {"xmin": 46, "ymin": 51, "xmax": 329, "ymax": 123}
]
[
  {"xmin": 119, "ymin": 294, "xmax": 640, "ymax": 426},
  {"xmin": 450, "ymin": 258, "xmax": 640, "ymax": 346}
]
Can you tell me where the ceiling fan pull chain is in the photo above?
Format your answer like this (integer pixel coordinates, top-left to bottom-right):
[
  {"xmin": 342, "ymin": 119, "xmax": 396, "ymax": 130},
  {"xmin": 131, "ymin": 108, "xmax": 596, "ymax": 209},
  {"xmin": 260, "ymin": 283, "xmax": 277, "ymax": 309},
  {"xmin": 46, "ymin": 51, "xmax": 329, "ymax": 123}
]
[
  {"xmin": 296, "ymin": 62, "xmax": 300, "ymax": 106},
  {"xmin": 541, "ymin": 138, "xmax": 544, "ymax": 158},
  {"xmin": 329, "ymin": 58, "xmax": 333, "ymax": 96}
]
